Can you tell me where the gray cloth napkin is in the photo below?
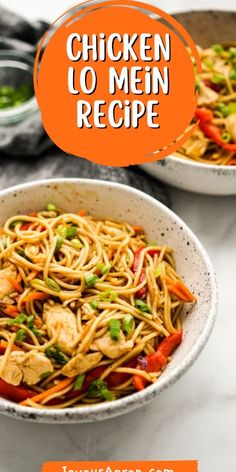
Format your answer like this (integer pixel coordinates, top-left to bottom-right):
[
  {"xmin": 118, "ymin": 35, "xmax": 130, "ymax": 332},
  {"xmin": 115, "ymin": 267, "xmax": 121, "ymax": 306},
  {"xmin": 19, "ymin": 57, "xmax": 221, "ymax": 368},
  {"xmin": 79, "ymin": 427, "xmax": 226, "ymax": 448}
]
[
  {"xmin": 0, "ymin": 151, "xmax": 170, "ymax": 207},
  {"xmin": 0, "ymin": 6, "xmax": 51, "ymax": 156}
]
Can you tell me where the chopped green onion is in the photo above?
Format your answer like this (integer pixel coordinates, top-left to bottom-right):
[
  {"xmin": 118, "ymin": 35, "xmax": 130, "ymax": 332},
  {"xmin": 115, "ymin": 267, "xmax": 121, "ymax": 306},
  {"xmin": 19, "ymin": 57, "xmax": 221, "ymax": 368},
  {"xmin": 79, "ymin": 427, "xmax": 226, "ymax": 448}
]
[
  {"xmin": 10, "ymin": 220, "xmax": 23, "ymax": 228},
  {"xmin": 211, "ymin": 74, "xmax": 225, "ymax": 84},
  {"xmin": 122, "ymin": 314, "xmax": 134, "ymax": 336},
  {"xmin": 27, "ymin": 315, "xmax": 35, "ymax": 329},
  {"xmin": 46, "ymin": 203, "xmax": 57, "ymax": 212},
  {"xmin": 40, "ymin": 372, "xmax": 52, "ymax": 381},
  {"xmin": 147, "ymin": 241, "xmax": 156, "ymax": 247},
  {"xmin": 154, "ymin": 264, "xmax": 162, "ymax": 278},
  {"xmin": 85, "ymin": 273, "xmax": 99, "ymax": 287},
  {"xmin": 26, "ymin": 315, "xmax": 41, "ymax": 337},
  {"xmin": 222, "ymin": 132, "xmax": 232, "ymax": 143},
  {"xmin": 0, "ymin": 238, "xmax": 7, "ymax": 249},
  {"xmin": 96, "ymin": 262, "xmax": 111, "ymax": 275},
  {"xmin": 109, "ymin": 319, "xmax": 120, "ymax": 341},
  {"xmin": 57, "ymin": 225, "xmax": 77, "ymax": 240},
  {"xmin": 0, "ymin": 84, "xmax": 31, "ymax": 109},
  {"xmin": 54, "ymin": 236, "xmax": 64, "ymax": 254},
  {"xmin": 135, "ymin": 299, "xmax": 151, "ymax": 313},
  {"xmin": 74, "ymin": 374, "xmax": 85, "ymax": 391},
  {"xmin": 212, "ymin": 44, "xmax": 224, "ymax": 54},
  {"xmin": 216, "ymin": 102, "xmax": 229, "ymax": 117},
  {"xmin": 71, "ymin": 238, "xmax": 83, "ymax": 249},
  {"xmin": 44, "ymin": 277, "xmax": 61, "ymax": 292},
  {"xmin": 8, "ymin": 313, "xmax": 27, "ymax": 326},
  {"xmin": 90, "ymin": 300, "xmax": 99, "ymax": 310},
  {"xmin": 40, "ymin": 372, "xmax": 52, "ymax": 382},
  {"xmin": 99, "ymin": 290, "xmax": 117, "ymax": 302},
  {"xmin": 17, "ymin": 249, "xmax": 30, "ymax": 261},
  {"xmin": 230, "ymin": 69, "xmax": 236, "ymax": 81},
  {"xmin": 45, "ymin": 346, "xmax": 69, "ymax": 365},
  {"xmin": 15, "ymin": 329, "xmax": 27, "ymax": 342},
  {"xmin": 229, "ymin": 47, "xmax": 236, "ymax": 58},
  {"xmin": 57, "ymin": 225, "xmax": 67, "ymax": 238},
  {"xmin": 195, "ymin": 78, "xmax": 200, "ymax": 92},
  {"xmin": 66, "ymin": 226, "xmax": 77, "ymax": 239},
  {"xmin": 227, "ymin": 103, "xmax": 236, "ymax": 115},
  {"xmin": 87, "ymin": 379, "xmax": 115, "ymax": 401},
  {"xmin": 31, "ymin": 326, "xmax": 41, "ymax": 337},
  {"xmin": 202, "ymin": 58, "xmax": 213, "ymax": 68}
]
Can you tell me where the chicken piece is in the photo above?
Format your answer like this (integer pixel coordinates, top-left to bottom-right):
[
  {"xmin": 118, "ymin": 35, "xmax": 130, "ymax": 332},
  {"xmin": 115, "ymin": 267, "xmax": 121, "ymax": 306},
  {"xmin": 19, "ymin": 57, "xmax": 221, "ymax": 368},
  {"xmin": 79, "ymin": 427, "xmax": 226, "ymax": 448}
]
[
  {"xmin": 44, "ymin": 303, "xmax": 78, "ymax": 355},
  {"xmin": 198, "ymin": 82, "xmax": 219, "ymax": 106},
  {"xmin": 62, "ymin": 352, "xmax": 102, "ymax": 377},
  {"xmin": 225, "ymin": 113, "xmax": 236, "ymax": 143},
  {"xmin": 0, "ymin": 351, "xmax": 53, "ymax": 386},
  {"xmin": 94, "ymin": 331, "xmax": 134, "ymax": 359},
  {"xmin": 21, "ymin": 351, "xmax": 54, "ymax": 385},
  {"xmin": 181, "ymin": 129, "xmax": 209, "ymax": 158},
  {"xmin": 0, "ymin": 264, "xmax": 17, "ymax": 300}
]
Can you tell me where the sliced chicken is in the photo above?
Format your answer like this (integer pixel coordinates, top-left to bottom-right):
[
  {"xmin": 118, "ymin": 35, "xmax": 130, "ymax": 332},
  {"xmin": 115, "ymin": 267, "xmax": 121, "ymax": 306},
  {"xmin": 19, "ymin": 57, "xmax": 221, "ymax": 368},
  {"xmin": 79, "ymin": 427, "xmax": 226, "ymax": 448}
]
[
  {"xmin": 0, "ymin": 351, "xmax": 53, "ymax": 386},
  {"xmin": 0, "ymin": 264, "xmax": 17, "ymax": 300},
  {"xmin": 225, "ymin": 113, "xmax": 236, "ymax": 143},
  {"xmin": 198, "ymin": 82, "xmax": 219, "ymax": 107},
  {"xmin": 181, "ymin": 129, "xmax": 209, "ymax": 158},
  {"xmin": 94, "ymin": 331, "xmax": 133, "ymax": 359},
  {"xmin": 43, "ymin": 303, "xmax": 78, "ymax": 355},
  {"xmin": 62, "ymin": 352, "xmax": 102, "ymax": 377}
]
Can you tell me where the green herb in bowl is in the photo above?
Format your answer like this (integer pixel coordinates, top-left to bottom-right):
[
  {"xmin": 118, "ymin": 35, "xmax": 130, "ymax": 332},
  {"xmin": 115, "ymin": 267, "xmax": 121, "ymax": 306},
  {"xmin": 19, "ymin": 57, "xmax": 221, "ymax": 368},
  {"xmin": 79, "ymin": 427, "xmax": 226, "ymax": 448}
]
[{"xmin": 0, "ymin": 84, "xmax": 32, "ymax": 109}]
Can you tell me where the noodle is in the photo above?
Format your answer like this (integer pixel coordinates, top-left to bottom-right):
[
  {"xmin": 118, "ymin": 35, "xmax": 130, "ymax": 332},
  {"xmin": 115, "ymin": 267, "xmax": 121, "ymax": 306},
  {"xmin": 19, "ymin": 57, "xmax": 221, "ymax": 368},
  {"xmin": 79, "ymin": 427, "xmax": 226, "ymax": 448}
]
[
  {"xmin": 0, "ymin": 205, "xmax": 196, "ymax": 408},
  {"xmin": 177, "ymin": 44, "xmax": 236, "ymax": 165}
]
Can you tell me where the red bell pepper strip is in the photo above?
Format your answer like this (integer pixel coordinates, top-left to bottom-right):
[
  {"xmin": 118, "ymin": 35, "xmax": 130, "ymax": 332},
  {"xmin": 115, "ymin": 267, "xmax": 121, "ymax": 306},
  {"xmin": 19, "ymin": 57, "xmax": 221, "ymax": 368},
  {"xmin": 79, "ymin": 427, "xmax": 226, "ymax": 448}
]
[
  {"xmin": 61, "ymin": 359, "xmax": 138, "ymax": 405},
  {"xmin": 132, "ymin": 247, "xmax": 160, "ymax": 299},
  {"xmin": 195, "ymin": 107, "xmax": 236, "ymax": 152},
  {"xmin": 133, "ymin": 330, "xmax": 183, "ymax": 391},
  {"xmin": 0, "ymin": 379, "xmax": 35, "ymax": 403},
  {"xmin": 0, "ymin": 345, "xmax": 6, "ymax": 355}
]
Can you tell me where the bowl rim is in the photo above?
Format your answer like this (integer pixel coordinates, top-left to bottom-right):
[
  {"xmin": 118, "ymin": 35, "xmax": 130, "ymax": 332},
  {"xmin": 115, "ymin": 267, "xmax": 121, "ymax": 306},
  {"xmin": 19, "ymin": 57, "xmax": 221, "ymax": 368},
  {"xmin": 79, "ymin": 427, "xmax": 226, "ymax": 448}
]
[
  {"xmin": 166, "ymin": 153, "xmax": 236, "ymax": 171},
  {"xmin": 0, "ymin": 178, "xmax": 218, "ymax": 422}
]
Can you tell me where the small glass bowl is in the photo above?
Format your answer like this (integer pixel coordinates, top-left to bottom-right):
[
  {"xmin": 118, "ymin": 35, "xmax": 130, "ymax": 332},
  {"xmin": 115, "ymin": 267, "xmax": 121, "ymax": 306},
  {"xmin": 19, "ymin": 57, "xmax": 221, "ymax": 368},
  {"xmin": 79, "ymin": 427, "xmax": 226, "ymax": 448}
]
[{"xmin": 0, "ymin": 50, "xmax": 38, "ymax": 126}]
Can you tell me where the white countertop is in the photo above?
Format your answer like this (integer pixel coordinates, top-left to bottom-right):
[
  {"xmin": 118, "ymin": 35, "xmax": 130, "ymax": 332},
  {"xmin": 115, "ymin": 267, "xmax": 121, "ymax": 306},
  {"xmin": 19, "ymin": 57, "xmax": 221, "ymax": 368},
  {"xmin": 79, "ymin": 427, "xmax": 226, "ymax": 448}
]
[{"xmin": 0, "ymin": 1, "xmax": 236, "ymax": 472}]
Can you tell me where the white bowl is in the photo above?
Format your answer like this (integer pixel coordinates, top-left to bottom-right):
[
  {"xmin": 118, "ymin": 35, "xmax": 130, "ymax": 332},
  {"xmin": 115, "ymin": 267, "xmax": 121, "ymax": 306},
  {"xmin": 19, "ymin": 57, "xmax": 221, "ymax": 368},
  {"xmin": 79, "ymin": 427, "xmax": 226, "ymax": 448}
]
[
  {"xmin": 0, "ymin": 178, "xmax": 217, "ymax": 422},
  {"xmin": 140, "ymin": 156, "xmax": 236, "ymax": 195}
]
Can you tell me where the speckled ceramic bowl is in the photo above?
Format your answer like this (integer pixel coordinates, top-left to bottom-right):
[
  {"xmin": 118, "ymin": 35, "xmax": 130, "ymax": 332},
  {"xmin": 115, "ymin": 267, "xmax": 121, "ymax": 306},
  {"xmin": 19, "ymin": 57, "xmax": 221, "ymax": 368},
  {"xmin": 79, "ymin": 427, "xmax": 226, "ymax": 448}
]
[
  {"xmin": 0, "ymin": 179, "xmax": 217, "ymax": 422},
  {"xmin": 140, "ymin": 10, "xmax": 236, "ymax": 196},
  {"xmin": 140, "ymin": 156, "xmax": 236, "ymax": 195}
]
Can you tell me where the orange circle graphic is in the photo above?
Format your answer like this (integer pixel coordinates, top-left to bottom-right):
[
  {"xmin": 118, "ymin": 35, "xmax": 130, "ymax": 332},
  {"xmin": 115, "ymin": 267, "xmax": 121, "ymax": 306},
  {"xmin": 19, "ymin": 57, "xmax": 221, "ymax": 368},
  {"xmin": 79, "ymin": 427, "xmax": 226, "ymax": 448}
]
[{"xmin": 34, "ymin": 0, "xmax": 200, "ymax": 166}]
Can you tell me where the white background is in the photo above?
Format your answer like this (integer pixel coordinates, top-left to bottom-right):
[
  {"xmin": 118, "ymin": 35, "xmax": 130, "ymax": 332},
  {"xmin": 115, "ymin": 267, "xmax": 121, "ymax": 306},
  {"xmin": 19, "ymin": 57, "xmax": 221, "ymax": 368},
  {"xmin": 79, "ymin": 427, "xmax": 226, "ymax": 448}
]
[{"xmin": 0, "ymin": 1, "xmax": 236, "ymax": 472}]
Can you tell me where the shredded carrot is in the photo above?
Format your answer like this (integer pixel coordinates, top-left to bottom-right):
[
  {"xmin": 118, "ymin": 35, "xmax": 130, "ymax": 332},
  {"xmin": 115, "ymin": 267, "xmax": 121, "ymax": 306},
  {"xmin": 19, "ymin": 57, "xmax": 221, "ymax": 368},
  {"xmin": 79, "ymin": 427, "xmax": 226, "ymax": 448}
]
[
  {"xmin": 34, "ymin": 318, "xmax": 43, "ymax": 329},
  {"xmin": 3, "ymin": 306, "xmax": 20, "ymax": 317},
  {"xmin": 20, "ymin": 378, "xmax": 74, "ymax": 406},
  {"xmin": 77, "ymin": 209, "xmax": 86, "ymax": 216},
  {"xmin": 24, "ymin": 292, "xmax": 49, "ymax": 303},
  {"xmin": 6, "ymin": 277, "xmax": 23, "ymax": 294},
  {"xmin": 108, "ymin": 249, "xmax": 115, "ymax": 261},
  {"xmin": 132, "ymin": 225, "xmax": 144, "ymax": 233},
  {"xmin": 17, "ymin": 273, "xmax": 22, "ymax": 283},
  {"xmin": 164, "ymin": 276, "xmax": 196, "ymax": 302},
  {"xmin": 81, "ymin": 322, "xmax": 93, "ymax": 338},
  {"xmin": 0, "ymin": 340, "xmax": 23, "ymax": 352},
  {"xmin": 28, "ymin": 212, "xmax": 37, "ymax": 217}
]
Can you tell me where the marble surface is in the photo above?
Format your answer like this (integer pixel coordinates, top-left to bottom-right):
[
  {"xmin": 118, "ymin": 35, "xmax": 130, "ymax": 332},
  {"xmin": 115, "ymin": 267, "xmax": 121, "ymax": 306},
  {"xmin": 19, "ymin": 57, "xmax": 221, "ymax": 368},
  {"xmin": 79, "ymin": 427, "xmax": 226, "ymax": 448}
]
[{"xmin": 0, "ymin": 1, "xmax": 236, "ymax": 471}]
